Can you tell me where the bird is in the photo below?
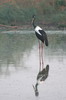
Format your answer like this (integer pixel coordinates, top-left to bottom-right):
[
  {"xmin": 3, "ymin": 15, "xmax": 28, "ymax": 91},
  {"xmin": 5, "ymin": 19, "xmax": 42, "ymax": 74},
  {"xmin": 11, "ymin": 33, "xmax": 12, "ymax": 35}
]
[
  {"xmin": 32, "ymin": 15, "xmax": 48, "ymax": 70},
  {"xmin": 32, "ymin": 15, "xmax": 48, "ymax": 46}
]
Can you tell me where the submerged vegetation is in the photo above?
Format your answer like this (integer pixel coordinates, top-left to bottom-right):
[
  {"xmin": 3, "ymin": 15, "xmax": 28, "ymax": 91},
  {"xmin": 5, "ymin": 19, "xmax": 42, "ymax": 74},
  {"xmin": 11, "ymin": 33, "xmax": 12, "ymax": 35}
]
[{"xmin": 0, "ymin": 0, "xmax": 66, "ymax": 27}]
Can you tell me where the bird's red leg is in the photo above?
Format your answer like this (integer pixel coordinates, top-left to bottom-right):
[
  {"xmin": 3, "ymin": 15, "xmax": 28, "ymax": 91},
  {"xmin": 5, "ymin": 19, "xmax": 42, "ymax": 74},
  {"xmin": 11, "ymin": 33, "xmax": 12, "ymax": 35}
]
[{"xmin": 38, "ymin": 40, "xmax": 41, "ymax": 72}]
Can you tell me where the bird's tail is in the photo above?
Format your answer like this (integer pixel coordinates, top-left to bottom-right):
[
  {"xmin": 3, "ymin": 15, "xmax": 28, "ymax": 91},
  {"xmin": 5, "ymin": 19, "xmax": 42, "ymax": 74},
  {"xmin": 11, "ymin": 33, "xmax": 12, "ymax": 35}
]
[{"xmin": 45, "ymin": 36, "xmax": 48, "ymax": 46}]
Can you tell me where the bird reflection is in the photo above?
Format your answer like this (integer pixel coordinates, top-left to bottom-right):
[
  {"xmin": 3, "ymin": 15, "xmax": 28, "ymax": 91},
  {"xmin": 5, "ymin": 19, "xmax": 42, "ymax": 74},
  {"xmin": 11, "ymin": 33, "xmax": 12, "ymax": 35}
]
[
  {"xmin": 33, "ymin": 65, "xmax": 49, "ymax": 97},
  {"xmin": 37, "ymin": 64, "xmax": 49, "ymax": 81}
]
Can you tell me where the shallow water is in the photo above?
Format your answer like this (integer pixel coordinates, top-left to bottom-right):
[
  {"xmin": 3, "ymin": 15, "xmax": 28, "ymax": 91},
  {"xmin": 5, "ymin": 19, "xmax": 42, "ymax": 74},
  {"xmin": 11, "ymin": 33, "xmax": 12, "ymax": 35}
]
[{"xmin": 0, "ymin": 31, "xmax": 66, "ymax": 100}]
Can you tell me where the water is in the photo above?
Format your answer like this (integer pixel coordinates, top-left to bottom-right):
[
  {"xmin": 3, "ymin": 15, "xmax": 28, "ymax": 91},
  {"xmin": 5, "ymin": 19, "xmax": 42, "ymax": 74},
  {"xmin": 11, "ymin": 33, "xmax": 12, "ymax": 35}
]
[{"xmin": 0, "ymin": 31, "xmax": 66, "ymax": 100}]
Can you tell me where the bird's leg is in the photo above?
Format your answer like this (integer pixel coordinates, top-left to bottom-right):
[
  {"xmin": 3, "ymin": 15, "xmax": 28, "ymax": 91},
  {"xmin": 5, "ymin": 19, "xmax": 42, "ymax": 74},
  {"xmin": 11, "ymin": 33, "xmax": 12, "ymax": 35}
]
[
  {"xmin": 41, "ymin": 42, "xmax": 44, "ymax": 69},
  {"xmin": 38, "ymin": 40, "xmax": 41, "ymax": 72}
]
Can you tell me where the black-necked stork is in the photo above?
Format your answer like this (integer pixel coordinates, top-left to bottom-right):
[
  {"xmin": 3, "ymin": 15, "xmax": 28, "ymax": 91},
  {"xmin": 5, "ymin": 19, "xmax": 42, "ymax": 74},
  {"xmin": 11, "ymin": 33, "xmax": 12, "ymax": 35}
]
[{"xmin": 32, "ymin": 15, "xmax": 48, "ymax": 71}]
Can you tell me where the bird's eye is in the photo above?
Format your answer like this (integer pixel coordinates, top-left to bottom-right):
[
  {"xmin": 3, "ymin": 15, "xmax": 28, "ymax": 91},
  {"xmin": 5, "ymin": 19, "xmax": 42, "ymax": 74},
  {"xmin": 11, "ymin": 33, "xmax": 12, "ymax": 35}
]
[{"xmin": 32, "ymin": 15, "xmax": 35, "ymax": 18}]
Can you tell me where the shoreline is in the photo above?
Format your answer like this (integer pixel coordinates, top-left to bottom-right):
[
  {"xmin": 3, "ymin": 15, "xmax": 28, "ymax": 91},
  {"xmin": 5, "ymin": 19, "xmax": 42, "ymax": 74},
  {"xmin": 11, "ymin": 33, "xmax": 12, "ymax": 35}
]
[{"xmin": 0, "ymin": 24, "xmax": 66, "ymax": 32}]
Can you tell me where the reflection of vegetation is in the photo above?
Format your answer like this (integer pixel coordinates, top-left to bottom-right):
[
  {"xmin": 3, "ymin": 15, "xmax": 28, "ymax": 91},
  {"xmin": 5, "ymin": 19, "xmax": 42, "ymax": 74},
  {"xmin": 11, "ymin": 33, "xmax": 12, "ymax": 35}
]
[{"xmin": 0, "ymin": 33, "xmax": 36, "ymax": 75}]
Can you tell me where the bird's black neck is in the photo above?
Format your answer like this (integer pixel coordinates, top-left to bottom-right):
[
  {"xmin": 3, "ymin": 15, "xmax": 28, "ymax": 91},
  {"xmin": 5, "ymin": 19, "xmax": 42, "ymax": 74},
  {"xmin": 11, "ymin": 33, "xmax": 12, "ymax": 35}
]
[{"xmin": 32, "ymin": 18, "xmax": 36, "ymax": 29}]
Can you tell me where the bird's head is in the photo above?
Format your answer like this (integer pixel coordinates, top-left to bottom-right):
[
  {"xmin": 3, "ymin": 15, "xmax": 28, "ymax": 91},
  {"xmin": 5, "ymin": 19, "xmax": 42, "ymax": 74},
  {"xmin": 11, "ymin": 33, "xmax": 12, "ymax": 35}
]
[
  {"xmin": 32, "ymin": 15, "xmax": 35, "ymax": 18},
  {"xmin": 35, "ymin": 91, "xmax": 39, "ymax": 97},
  {"xmin": 32, "ymin": 15, "xmax": 35, "ymax": 23}
]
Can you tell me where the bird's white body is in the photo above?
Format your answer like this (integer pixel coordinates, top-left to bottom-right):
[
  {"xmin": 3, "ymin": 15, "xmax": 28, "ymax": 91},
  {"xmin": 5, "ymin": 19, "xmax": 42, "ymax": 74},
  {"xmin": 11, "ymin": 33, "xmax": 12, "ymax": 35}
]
[{"xmin": 35, "ymin": 26, "xmax": 42, "ymax": 36}]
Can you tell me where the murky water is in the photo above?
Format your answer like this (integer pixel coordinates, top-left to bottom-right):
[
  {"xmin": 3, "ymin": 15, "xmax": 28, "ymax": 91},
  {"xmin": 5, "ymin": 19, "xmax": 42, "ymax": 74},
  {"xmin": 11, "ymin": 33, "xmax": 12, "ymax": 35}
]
[{"xmin": 0, "ymin": 31, "xmax": 66, "ymax": 100}]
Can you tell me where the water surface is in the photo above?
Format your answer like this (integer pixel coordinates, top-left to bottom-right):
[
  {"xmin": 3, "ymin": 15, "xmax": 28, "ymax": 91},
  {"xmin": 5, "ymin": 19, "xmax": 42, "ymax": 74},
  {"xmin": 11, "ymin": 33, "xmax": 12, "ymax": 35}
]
[{"xmin": 0, "ymin": 31, "xmax": 66, "ymax": 100}]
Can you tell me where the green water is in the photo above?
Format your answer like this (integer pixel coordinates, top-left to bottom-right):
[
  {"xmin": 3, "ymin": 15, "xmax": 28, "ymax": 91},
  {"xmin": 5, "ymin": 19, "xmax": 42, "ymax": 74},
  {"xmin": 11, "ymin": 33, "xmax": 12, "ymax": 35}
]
[
  {"xmin": 0, "ymin": 33, "xmax": 36, "ymax": 74},
  {"xmin": 0, "ymin": 32, "xmax": 66, "ymax": 72}
]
